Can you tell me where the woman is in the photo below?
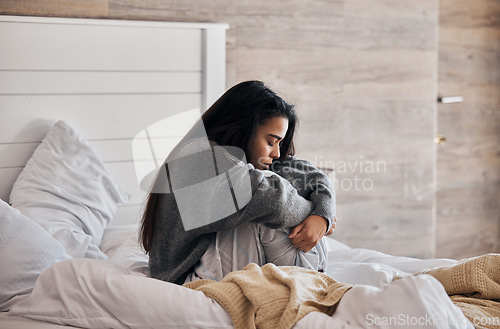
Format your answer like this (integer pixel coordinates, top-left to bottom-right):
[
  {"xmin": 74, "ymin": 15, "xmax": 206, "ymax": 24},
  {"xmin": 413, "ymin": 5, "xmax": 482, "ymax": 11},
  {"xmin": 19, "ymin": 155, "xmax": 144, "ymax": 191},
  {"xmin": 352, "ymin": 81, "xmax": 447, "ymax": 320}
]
[{"xmin": 141, "ymin": 80, "xmax": 337, "ymax": 284}]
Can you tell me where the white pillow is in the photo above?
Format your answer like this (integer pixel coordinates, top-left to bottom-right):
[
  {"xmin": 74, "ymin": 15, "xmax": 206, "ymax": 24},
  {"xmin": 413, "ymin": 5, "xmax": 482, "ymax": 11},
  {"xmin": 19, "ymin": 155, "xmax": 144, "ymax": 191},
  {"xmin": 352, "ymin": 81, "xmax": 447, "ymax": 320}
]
[
  {"xmin": 0, "ymin": 200, "xmax": 71, "ymax": 311},
  {"xmin": 10, "ymin": 120, "xmax": 130, "ymax": 259}
]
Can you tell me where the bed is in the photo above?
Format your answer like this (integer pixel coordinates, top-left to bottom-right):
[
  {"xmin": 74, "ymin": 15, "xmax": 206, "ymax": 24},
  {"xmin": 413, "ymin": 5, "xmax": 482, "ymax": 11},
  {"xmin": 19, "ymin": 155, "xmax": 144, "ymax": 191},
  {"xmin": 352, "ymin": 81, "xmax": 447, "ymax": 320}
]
[{"xmin": 0, "ymin": 15, "xmax": 496, "ymax": 329}]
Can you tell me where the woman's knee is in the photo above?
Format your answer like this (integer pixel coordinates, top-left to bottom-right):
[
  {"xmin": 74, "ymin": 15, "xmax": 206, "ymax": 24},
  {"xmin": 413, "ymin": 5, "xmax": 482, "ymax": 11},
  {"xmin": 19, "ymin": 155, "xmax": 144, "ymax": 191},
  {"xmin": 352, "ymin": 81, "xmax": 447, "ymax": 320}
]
[{"xmin": 257, "ymin": 224, "xmax": 298, "ymax": 266}]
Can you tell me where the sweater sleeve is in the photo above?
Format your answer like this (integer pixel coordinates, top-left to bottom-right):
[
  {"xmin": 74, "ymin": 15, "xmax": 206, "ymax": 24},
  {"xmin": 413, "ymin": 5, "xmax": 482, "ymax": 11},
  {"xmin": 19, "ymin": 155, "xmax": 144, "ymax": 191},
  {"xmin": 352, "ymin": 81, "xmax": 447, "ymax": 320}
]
[
  {"xmin": 164, "ymin": 140, "xmax": 314, "ymax": 234},
  {"xmin": 189, "ymin": 163, "xmax": 314, "ymax": 235},
  {"xmin": 269, "ymin": 157, "xmax": 336, "ymax": 233}
]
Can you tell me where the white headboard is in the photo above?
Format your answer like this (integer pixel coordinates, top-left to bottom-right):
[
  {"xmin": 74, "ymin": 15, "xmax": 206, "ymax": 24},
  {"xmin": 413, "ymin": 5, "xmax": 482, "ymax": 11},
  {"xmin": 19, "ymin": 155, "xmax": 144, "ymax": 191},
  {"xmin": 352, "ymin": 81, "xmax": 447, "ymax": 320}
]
[{"xmin": 0, "ymin": 15, "xmax": 228, "ymax": 225}]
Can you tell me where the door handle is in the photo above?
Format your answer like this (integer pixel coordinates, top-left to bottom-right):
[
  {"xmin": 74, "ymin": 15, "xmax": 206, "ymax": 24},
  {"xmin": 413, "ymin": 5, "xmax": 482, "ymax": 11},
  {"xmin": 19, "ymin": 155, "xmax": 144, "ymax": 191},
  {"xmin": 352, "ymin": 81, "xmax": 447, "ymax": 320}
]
[
  {"xmin": 434, "ymin": 134, "xmax": 447, "ymax": 145},
  {"xmin": 437, "ymin": 96, "xmax": 464, "ymax": 104}
]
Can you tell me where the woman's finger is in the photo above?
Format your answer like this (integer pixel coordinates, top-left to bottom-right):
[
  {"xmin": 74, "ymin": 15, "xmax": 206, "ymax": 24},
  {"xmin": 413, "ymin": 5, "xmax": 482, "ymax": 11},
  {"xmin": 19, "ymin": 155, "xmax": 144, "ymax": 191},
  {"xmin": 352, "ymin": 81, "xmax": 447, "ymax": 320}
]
[{"xmin": 288, "ymin": 221, "xmax": 305, "ymax": 239}]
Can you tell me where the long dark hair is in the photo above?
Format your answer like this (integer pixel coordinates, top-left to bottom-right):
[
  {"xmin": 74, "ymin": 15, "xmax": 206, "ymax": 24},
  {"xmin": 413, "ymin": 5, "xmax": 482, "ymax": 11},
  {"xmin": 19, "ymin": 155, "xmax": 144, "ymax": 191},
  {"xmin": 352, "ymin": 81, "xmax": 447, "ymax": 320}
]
[
  {"xmin": 202, "ymin": 80, "xmax": 297, "ymax": 161},
  {"xmin": 140, "ymin": 80, "xmax": 298, "ymax": 252}
]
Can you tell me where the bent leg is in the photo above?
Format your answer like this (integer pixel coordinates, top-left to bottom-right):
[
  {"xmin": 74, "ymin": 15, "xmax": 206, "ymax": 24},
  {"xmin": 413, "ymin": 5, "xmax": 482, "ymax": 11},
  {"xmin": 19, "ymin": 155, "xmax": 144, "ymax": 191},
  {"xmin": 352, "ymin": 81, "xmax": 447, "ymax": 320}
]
[
  {"xmin": 258, "ymin": 224, "xmax": 298, "ymax": 266},
  {"xmin": 185, "ymin": 222, "xmax": 265, "ymax": 282},
  {"xmin": 185, "ymin": 222, "xmax": 328, "ymax": 284},
  {"xmin": 259, "ymin": 224, "xmax": 328, "ymax": 272}
]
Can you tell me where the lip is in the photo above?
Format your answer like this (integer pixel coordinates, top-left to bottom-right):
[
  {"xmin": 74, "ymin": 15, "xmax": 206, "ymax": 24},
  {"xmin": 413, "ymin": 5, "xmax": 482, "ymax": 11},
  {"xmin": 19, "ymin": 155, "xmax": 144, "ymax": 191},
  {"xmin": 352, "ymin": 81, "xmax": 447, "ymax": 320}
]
[{"xmin": 263, "ymin": 163, "xmax": 272, "ymax": 169}]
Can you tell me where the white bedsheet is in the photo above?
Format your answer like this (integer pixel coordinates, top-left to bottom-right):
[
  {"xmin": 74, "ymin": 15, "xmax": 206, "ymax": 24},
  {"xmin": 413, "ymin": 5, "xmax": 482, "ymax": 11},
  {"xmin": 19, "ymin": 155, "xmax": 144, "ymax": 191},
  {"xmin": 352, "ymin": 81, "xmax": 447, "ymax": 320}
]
[{"xmin": 3, "ymin": 226, "xmax": 473, "ymax": 329}]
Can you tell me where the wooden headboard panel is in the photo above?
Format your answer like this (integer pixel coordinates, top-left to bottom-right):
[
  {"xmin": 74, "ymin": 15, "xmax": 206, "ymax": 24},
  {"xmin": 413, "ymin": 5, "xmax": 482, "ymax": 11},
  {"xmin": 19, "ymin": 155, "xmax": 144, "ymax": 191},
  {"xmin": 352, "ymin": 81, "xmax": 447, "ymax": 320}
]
[{"xmin": 0, "ymin": 15, "xmax": 228, "ymax": 225}]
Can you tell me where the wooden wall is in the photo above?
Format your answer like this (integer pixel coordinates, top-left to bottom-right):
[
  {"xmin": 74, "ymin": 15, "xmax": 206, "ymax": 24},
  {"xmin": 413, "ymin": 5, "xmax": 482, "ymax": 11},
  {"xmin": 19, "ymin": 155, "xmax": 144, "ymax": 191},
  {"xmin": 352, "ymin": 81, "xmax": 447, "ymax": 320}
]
[
  {"xmin": 1, "ymin": 0, "xmax": 498, "ymax": 259},
  {"xmin": 436, "ymin": 0, "xmax": 500, "ymax": 258}
]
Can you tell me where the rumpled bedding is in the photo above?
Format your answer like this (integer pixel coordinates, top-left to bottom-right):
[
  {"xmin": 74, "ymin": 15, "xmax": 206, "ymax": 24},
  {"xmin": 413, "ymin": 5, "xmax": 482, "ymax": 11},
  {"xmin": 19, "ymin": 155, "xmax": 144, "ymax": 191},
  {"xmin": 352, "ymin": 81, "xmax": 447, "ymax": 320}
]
[
  {"xmin": 5, "ymin": 227, "xmax": 479, "ymax": 329},
  {"xmin": 414, "ymin": 254, "xmax": 500, "ymax": 329}
]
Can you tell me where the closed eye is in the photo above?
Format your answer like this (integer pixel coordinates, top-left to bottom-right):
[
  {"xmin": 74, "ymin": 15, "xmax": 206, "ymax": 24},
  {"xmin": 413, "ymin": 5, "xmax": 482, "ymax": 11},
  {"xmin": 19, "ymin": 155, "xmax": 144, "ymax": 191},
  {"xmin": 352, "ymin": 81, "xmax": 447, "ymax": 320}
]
[{"xmin": 268, "ymin": 134, "xmax": 283, "ymax": 144}]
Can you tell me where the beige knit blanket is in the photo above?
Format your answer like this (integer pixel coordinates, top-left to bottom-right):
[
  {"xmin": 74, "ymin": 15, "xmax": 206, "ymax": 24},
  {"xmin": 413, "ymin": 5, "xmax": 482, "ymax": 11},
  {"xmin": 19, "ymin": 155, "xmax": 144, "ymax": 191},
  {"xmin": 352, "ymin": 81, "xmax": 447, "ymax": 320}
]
[
  {"xmin": 183, "ymin": 263, "xmax": 353, "ymax": 329},
  {"xmin": 413, "ymin": 253, "xmax": 500, "ymax": 329}
]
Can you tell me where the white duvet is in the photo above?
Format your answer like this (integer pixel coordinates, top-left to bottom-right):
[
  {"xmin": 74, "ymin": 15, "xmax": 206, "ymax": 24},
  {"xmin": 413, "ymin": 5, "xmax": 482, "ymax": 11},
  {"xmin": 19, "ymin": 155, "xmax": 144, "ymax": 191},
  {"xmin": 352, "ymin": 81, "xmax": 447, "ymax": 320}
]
[{"xmin": 7, "ymin": 226, "xmax": 473, "ymax": 329}]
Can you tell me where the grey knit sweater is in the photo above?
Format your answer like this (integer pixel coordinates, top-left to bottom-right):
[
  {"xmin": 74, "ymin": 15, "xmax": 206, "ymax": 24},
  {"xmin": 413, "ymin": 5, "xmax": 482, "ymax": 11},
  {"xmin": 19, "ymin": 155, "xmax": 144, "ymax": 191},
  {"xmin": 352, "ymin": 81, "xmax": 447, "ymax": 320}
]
[{"xmin": 148, "ymin": 139, "xmax": 336, "ymax": 284}]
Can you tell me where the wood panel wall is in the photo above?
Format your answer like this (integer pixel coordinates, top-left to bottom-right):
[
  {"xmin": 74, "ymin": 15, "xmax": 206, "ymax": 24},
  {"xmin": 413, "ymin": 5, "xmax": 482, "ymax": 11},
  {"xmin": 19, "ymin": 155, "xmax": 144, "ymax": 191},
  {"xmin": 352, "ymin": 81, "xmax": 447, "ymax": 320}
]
[
  {"xmin": 3, "ymin": 0, "xmax": 497, "ymax": 259},
  {"xmin": 436, "ymin": 0, "xmax": 500, "ymax": 258}
]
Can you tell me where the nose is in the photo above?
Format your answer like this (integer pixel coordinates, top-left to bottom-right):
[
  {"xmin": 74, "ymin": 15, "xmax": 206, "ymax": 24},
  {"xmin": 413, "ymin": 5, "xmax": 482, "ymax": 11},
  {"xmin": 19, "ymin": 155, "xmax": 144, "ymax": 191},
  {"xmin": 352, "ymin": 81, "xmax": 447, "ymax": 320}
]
[{"xmin": 270, "ymin": 144, "xmax": 280, "ymax": 159}]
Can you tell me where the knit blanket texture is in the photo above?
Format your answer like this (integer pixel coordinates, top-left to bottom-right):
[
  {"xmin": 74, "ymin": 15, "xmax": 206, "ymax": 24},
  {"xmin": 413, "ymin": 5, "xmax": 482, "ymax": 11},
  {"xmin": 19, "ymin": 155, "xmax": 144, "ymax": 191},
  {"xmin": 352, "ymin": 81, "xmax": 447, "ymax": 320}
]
[{"xmin": 183, "ymin": 262, "xmax": 352, "ymax": 329}]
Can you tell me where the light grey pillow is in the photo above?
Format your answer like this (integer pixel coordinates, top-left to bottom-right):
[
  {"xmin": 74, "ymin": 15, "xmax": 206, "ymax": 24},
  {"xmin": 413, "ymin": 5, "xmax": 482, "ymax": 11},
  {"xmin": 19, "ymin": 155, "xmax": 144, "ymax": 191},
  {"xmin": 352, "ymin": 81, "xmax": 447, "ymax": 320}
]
[
  {"xmin": 10, "ymin": 120, "xmax": 130, "ymax": 259},
  {"xmin": 0, "ymin": 199, "xmax": 71, "ymax": 311}
]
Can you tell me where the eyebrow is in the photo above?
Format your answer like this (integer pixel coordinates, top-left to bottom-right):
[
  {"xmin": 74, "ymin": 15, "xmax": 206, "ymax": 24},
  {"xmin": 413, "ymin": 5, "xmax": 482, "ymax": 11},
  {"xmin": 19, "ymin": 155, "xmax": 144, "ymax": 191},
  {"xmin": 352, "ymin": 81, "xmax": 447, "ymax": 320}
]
[{"xmin": 268, "ymin": 134, "xmax": 283, "ymax": 141}]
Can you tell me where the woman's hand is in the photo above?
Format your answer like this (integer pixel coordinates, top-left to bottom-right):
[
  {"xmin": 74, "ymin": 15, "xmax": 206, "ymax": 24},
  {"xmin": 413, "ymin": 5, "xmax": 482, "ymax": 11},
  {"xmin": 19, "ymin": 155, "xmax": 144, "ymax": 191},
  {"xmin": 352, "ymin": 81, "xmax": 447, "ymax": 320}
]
[{"xmin": 288, "ymin": 215, "xmax": 328, "ymax": 253}]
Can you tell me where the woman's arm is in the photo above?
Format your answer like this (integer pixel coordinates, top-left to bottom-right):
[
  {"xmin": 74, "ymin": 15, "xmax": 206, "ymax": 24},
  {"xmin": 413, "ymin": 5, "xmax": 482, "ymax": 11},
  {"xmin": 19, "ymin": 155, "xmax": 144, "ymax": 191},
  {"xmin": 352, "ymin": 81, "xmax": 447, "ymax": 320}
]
[
  {"xmin": 270, "ymin": 157, "xmax": 336, "ymax": 231},
  {"xmin": 270, "ymin": 157, "xmax": 337, "ymax": 252},
  {"xmin": 165, "ymin": 141, "xmax": 314, "ymax": 235},
  {"xmin": 191, "ymin": 163, "xmax": 313, "ymax": 234}
]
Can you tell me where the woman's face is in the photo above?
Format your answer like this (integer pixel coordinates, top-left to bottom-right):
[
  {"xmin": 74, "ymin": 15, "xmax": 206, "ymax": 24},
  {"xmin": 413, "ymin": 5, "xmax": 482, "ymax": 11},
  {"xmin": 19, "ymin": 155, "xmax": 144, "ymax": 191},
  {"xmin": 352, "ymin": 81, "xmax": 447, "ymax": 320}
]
[{"xmin": 248, "ymin": 116, "xmax": 288, "ymax": 170}]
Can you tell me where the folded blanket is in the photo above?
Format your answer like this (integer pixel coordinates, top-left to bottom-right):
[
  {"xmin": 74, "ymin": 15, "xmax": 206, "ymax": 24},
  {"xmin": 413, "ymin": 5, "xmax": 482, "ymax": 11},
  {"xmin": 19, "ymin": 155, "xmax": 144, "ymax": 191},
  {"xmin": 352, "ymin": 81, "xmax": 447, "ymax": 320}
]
[
  {"xmin": 183, "ymin": 263, "xmax": 352, "ymax": 329},
  {"xmin": 411, "ymin": 253, "xmax": 500, "ymax": 329}
]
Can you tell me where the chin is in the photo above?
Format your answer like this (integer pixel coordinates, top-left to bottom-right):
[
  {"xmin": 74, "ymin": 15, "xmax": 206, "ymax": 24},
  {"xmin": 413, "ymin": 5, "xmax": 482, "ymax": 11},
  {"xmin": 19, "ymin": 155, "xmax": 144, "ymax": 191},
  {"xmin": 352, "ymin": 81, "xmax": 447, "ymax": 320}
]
[{"xmin": 256, "ymin": 164, "xmax": 269, "ymax": 170}]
